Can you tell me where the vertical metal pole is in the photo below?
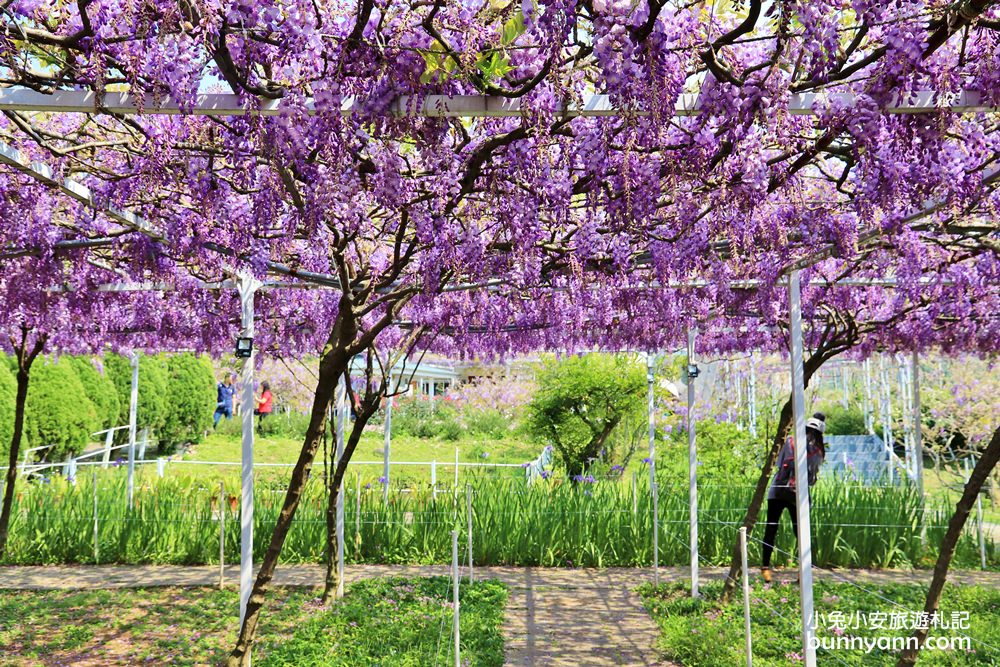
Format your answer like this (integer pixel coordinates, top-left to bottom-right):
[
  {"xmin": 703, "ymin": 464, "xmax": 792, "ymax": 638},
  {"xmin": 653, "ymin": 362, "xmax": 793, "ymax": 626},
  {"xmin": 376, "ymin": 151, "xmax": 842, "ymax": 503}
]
[
  {"xmin": 863, "ymin": 359, "xmax": 873, "ymax": 434},
  {"xmin": 219, "ymin": 480, "xmax": 225, "ymax": 589},
  {"xmin": 355, "ymin": 472, "xmax": 361, "ymax": 554},
  {"xmin": 646, "ymin": 352, "xmax": 659, "ymax": 588},
  {"xmin": 686, "ymin": 332, "xmax": 699, "ymax": 598},
  {"xmin": 237, "ymin": 274, "xmax": 257, "ymax": 653},
  {"xmin": 335, "ymin": 375, "xmax": 347, "ymax": 599},
  {"xmin": 748, "ymin": 355, "xmax": 758, "ymax": 439},
  {"xmin": 127, "ymin": 351, "xmax": 138, "ymax": 509},
  {"xmin": 466, "ymin": 484, "xmax": 474, "ymax": 582},
  {"xmin": 431, "ymin": 461, "xmax": 437, "ymax": 489},
  {"xmin": 93, "ymin": 469, "xmax": 99, "ymax": 564},
  {"xmin": 841, "ymin": 366, "xmax": 850, "ymax": 409},
  {"xmin": 383, "ymin": 393, "xmax": 392, "ymax": 502},
  {"xmin": 740, "ymin": 526, "xmax": 753, "ymax": 667},
  {"xmin": 911, "ymin": 351, "xmax": 924, "ymax": 500},
  {"xmin": 156, "ymin": 457, "xmax": 165, "ymax": 478},
  {"xmin": 102, "ymin": 429, "xmax": 113, "ymax": 468},
  {"xmin": 138, "ymin": 427, "xmax": 148, "ymax": 461},
  {"xmin": 788, "ymin": 271, "xmax": 817, "ymax": 667},
  {"xmin": 897, "ymin": 356, "xmax": 914, "ymax": 480},
  {"xmin": 632, "ymin": 471, "xmax": 638, "ymax": 515},
  {"xmin": 452, "ymin": 529, "xmax": 461, "ymax": 667}
]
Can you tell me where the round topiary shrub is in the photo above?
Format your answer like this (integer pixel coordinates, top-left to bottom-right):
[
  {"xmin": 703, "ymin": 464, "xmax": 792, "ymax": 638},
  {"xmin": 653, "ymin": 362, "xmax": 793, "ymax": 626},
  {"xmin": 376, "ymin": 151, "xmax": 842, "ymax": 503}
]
[
  {"xmin": 24, "ymin": 357, "xmax": 96, "ymax": 461},
  {"xmin": 159, "ymin": 353, "xmax": 216, "ymax": 454},
  {"xmin": 104, "ymin": 352, "xmax": 169, "ymax": 439},
  {"xmin": 70, "ymin": 356, "xmax": 121, "ymax": 432},
  {"xmin": 0, "ymin": 363, "xmax": 16, "ymax": 460}
]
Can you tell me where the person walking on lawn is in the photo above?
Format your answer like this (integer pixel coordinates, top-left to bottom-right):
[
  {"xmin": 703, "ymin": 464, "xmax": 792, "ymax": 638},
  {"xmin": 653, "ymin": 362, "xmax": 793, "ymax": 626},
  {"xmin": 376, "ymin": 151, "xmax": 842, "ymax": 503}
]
[
  {"xmin": 254, "ymin": 381, "xmax": 273, "ymax": 435},
  {"xmin": 761, "ymin": 412, "xmax": 826, "ymax": 583},
  {"xmin": 214, "ymin": 373, "xmax": 237, "ymax": 427}
]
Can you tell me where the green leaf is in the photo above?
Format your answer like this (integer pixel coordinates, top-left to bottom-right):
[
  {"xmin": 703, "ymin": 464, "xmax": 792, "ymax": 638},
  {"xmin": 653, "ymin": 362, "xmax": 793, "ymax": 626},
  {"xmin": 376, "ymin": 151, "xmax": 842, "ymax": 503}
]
[{"xmin": 501, "ymin": 11, "xmax": 526, "ymax": 46}]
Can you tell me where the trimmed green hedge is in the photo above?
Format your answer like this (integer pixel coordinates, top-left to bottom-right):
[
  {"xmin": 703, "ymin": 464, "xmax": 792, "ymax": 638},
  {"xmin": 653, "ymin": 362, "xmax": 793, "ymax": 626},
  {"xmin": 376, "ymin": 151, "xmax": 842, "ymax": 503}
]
[
  {"xmin": 70, "ymin": 356, "xmax": 121, "ymax": 432},
  {"xmin": 24, "ymin": 357, "xmax": 96, "ymax": 461},
  {"xmin": 159, "ymin": 353, "xmax": 215, "ymax": 454},
  {"xmin": 104, "ymin": 353, "xmax": 169, "ymax": 438},
  {"xmin": 0, "ymin": 363, "xmax": 16, "ymax": 460}
]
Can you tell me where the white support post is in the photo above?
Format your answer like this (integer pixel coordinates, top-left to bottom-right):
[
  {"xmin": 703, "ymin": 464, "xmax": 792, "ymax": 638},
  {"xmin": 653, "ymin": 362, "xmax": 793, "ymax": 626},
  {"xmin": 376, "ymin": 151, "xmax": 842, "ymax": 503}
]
[
  {"xmin": 431, "ymin": 461, "xmax": 437, "ymax": 490},
  {"xmin": 466, "ymin": 485, "xmax": 474, "ymax": 582},
  {"xmin": 383, "ymin": 393, "xmax": 392, "ymax": 502},
  {"xmin": 127, "ymin": 351, "xmax": 139, "ymax": 510},
  {"xmin": 748, "ymin": 356, "xmax": 758, "ymax": 439},
  {"xmin": 92, "ymin": 470, "xmax": 99, "ymax": 564},
  {"xmin": 740, "ymin": 526, "xmax": 753, "ymax": 667},
  {"xmin": 911, "ymin": 351, "xmax": 924, "ymax": 500},
  {"xmin": 67, "ymin": 457, "xmax": 77, "ymax": 485},
  {"xmin": 219, "ymin": 480, "xmax": 226, "ymax": 589},
  {"xmin": 335, "ymin": 374, "xmax": 347, "ymax": 599},
  {"xmin": 156, "ymin": 457, "xmax": 165, "ymax": 478},
  {"xmin": 647, "ymin": 352, "xmax": 659, "ymax": 588},
  {"xmin": 788, "ymin": 271, "xmax": 817, "ymax": 667},
  {"xmin": 686, "ymin": 331, "xmax": 699, "ymax": 598},
  {"xmin": 102, "ymin": 429, "xmax": 113, "ymax": 469},
  {"xmin": 841, "ymin": 366, "xmax": 850, "ymax": 409},
  {"xmin": 237, "ymin": 273, "xmax": 258, "ymax": 649},
  {"xmin": 863, "ymin": 358, "xmax": 875, "ymax": 435},
  {"xmin": 452, "ymin": 529, "xmax": 461, "ymax": 667}
]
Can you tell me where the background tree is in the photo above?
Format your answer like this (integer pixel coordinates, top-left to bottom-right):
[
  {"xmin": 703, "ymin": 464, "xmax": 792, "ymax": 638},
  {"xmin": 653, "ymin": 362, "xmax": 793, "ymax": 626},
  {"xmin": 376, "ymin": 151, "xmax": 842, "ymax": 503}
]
[
  {"xmin": 23, "ymin": 357, "xmax": 96, "ymax": 462},
  {"xmin": 526, "ymin": 354, "xmax": 646, "ymax": 477}
]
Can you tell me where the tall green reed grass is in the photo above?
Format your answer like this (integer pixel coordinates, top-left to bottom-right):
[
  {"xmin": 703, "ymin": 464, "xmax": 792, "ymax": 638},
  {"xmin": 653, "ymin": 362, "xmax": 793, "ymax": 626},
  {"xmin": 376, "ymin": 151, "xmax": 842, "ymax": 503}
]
[{"xmin": 2, "ymin": 468, "xmax": 993, "ymax": 569}]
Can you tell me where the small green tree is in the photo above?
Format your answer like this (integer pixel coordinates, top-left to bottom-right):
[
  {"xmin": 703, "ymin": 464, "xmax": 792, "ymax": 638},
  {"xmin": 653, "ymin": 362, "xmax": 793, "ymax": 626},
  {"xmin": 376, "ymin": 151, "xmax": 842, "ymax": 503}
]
[
  {"xmin": 70, "ymin": 356, "xmax": 121, "ymax": 431},
  {"xmin": 0, "ymin": 364, "xmax": 16, "ymax": 460},
  {"xmin": 159, "ymin": 353, "xmax": 216, "ymax": 454},
  {"xmin": 104, "ymin": 353, "xmax": 169, "ymax": 437},
  {"xmin": 820, "ymin": 405, "xmax": 867, "ymax": 436},
  {"xmin": 526, "ymin": 354, "xmax": 645, "ymax": 477},
  {"xmin": 24, "ymin": 358, "xmax": 96, "ymax": 460}
]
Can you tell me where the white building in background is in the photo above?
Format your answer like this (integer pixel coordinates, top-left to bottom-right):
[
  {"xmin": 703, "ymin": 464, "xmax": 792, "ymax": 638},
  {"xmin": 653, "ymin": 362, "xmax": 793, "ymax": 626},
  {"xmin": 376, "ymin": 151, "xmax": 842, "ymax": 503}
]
[{"xmin": 347, "ymin": 355, "xmax": 539, "ymax": 399}]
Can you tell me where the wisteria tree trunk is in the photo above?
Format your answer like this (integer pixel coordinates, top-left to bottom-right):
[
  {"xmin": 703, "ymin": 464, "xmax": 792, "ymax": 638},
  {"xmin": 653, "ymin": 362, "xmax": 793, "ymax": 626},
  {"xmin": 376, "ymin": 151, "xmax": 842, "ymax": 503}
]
[
  {"xmin": 0, "ymin": 329, "xmax": 46, "ymax": 560},
  {"xmin": 896, "ymin": 425, "xmax": 1000, "ymax": 666},
  {"xmin": 322, "ymin": 387, "xmax": 381, "ymax": 603}
]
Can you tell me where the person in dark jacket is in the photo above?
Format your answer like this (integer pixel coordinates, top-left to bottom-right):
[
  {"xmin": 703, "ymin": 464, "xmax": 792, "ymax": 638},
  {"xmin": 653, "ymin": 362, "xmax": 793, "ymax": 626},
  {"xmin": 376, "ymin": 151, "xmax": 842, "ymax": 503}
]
[{"xmin": 761, "ymin": 412, "xmax": 826, "ymax": 582}]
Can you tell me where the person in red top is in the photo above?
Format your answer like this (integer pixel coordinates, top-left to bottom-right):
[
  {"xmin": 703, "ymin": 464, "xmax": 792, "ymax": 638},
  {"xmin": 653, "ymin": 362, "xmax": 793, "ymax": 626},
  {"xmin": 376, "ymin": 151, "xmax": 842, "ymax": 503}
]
[{"xmin": 254, "ymin": 381, "xmax": 274, "ymax": 435}]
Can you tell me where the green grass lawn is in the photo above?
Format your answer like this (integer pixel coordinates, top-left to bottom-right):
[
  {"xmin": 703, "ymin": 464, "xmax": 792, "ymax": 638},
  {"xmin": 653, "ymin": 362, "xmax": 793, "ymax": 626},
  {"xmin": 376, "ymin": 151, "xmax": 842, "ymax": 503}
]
[
  {"xmin": 0, "ymin": 577, "xmax": 507, "ymax": 666},
  {"xmin": 640, "ymin": 580, "xmax": 1000, "ymax": 666},
  {"xmin": 924, "ymin": 464, "xmax": 1000, "ymax": 525},
  {"xmin": 160, "ymin": 426, "xmax": 543, "ymax": 486}
]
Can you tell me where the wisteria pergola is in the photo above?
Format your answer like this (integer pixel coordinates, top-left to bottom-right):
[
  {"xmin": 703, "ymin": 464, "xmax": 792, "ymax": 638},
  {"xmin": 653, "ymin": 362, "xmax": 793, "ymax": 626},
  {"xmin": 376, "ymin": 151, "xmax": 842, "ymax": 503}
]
[{"xmin": 2, "ymin": 3, "xmax": 1000, "ymax": 667}]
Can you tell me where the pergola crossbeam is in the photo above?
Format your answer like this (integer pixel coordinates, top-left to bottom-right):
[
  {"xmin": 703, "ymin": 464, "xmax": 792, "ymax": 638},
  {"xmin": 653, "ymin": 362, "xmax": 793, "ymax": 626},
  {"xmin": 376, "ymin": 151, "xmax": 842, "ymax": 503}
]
[{"xmin": 0, "ymin": 88, "xmax": 994, "ymax": 118}]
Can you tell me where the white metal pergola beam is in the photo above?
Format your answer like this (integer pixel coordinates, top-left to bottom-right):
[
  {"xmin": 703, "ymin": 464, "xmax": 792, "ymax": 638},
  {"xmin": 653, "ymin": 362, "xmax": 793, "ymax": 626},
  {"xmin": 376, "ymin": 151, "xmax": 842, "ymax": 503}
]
[{"xmin": 0, "ymin": 88, "xmax": 994, "ymax": 117}]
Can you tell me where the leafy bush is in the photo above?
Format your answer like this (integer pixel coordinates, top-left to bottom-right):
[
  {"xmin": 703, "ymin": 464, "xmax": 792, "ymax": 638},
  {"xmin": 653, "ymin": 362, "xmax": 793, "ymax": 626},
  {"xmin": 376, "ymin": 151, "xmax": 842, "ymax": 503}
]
[
  {"xmin": 69, "ymin": 356, "xmax": 121, "ymax": 431},
  {"xmin": 0, "ymin": 363, "xmax": 16, "ymax": 460},
  {"xmin": 104, "ymin": 353, "xmax": 169, "ymax": 437},
  {"xmin": 465, "ymin": 408, "xmax": 511, "ymax": 439},
  {"xmin": 159, "ymin": 353, "xmax": 216, "ymax": 454},
  {"xmin": 819, "ymin": 404, "xmax": 866, "ymax": 436},
  {"xmin": 525, "ymin": 353, "xmax": 645, "ymax": 476},
  {"xmin": 660, "ymin": 418, "xmax": 761, "ymax": 484},
  {"xmin": 391, "ymin": 399, "xmax": 464, "ymax": 440},
  {"xmin": 24, "ymin": 358, "xmax": 96, "ymax": 460}
]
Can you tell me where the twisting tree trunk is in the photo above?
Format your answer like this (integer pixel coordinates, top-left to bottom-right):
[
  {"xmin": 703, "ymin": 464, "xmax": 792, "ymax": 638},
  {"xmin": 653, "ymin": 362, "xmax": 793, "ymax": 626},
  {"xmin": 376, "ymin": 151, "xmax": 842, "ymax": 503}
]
[
  {"xmin": 0, "ymin": 327, "xmax": 46, "ymax": 560},
  {"xmin": 226, "ymin": 310, "xmax": 357, "ymax": 667},
  {"xmin": 720, "ymin": 321, "xmax": 856, "ymax": 603},
  {"xmin": 897, "ymin": 425, "xmax": 1000, "ymax": 666},
  {"xmin": 321, "ymin": 377, "xmax": 381, "ymax": 603}
]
